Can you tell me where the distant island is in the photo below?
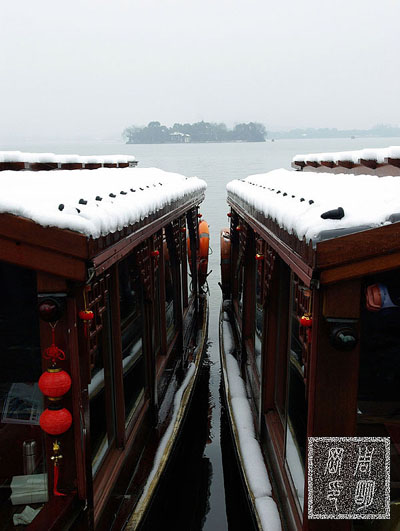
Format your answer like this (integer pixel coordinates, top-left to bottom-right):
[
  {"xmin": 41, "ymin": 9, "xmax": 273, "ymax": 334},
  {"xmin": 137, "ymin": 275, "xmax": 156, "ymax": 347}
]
[
  {"xmin": 268, "ymin": 124, "xmax": 400, "ymax": 140},
  {"xmin": 123, "ymin": 121, "xmax": 266, "ymax": 144}
]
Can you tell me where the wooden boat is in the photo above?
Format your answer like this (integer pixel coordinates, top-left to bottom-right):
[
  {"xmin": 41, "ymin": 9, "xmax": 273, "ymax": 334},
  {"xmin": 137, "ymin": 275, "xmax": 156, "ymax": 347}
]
[
  {"xmin": 0, "ymin": 152, "xmax": 208, "ymax": 529},
  {"xmin": 220, "ymin": 146, "xmax": 400, "ymax": 530}
]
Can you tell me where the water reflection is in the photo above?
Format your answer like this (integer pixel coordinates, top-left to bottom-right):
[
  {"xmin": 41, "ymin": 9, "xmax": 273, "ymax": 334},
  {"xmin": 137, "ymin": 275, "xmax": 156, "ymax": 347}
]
[{"xmin": 140, "ymin": 357, "xmax": 212, "ymax": 531}]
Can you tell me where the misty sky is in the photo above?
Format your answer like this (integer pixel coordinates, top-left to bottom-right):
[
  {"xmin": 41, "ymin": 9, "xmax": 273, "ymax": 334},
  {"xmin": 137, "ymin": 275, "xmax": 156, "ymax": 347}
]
[{"xmin": 1, "ymin": 0, "xmax": 400, "ymax": 142}]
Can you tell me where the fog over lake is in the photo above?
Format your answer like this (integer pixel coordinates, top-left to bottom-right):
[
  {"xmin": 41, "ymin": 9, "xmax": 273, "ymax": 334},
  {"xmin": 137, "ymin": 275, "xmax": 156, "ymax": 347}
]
[{"xmin": 1, "ymin": 0, "xmax": 400, "ymax": 143}]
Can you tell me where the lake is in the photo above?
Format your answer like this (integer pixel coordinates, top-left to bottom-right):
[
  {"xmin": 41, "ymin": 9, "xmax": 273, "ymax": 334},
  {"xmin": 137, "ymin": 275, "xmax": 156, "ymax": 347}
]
[{"xmin": 3, "ymin": 137, "xmax": 399, "ymax": 529}]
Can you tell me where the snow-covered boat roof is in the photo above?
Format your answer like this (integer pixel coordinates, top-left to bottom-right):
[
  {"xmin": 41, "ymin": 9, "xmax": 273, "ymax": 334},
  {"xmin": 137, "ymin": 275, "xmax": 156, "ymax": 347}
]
[
  {"xmin": 292, "ymin": 146, "xmax": 400, "ymax": 167},
  {"xmin": 227, "ymin": 169, "xmax": 400, "ymax": 244},
  {"xmin": 0, "ymin": 151, "xmax": 137, "ymax": 168},
  {"xmin": 0, "ymin": 167, "xmax": 206, "ymax": 239}
]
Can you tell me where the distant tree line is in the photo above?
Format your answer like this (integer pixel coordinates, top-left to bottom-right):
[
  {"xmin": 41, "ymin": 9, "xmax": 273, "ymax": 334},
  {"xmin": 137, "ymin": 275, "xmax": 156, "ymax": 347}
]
[
  {"xmin": 123, "ymin": 121, "xmax": 267, "ymax": 144},
  {"xmin": 268, "ymin": 124, "xmax": 400, "ymax": 140}
]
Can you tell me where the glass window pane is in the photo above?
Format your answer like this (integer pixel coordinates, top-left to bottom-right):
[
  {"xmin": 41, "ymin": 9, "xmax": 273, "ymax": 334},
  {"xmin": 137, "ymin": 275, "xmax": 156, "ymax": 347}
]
[
  {"xmin": 0, "ymin": 263, "xmax": 48, "ymax": 525},
  {"xmin": 119, "ymin": 255, "xmax": 144, "ymax": 425},
  {"xmin": 89, "ymin": 286, "xmax": 115, "ymax": 476},
  {"xmin": 255, "ymin": 258, "xmax": 264, "ymax": 375},
  {"xmin": 285, "ymin": 275, "xmax": 310, "ymax": 510},
  {"xmin": 358, "ymin": 272, "xmax": 400, "ymax": 513},
  {"xmin": 164, "ymin": 240, "xmax": 176, "ymax": 345}
]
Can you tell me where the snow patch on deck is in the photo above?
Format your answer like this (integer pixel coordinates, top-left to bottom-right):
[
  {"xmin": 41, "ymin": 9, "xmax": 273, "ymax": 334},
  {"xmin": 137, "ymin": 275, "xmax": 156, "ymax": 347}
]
[{"xmin": 222, "ymin": 314, "xmax": 281, "ymax": 530}]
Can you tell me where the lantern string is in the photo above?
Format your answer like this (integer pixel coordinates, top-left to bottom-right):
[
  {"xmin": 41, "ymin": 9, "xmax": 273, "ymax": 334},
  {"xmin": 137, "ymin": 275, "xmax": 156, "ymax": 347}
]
[{"xmin": 43, "ymin": 322, "xmax": 65, "ymax": 362}]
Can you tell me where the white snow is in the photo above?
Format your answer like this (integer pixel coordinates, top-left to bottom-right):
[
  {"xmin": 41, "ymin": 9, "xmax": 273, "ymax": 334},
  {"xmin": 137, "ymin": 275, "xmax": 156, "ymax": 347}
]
[
  {"xmin": 0, "ymin": 150, "xmax": 135, "ymax": 165},
  {"xmin": 227, "ymin": 168, "xmax": 400, "ymax": 243},
  {"xmin": 293, "ymin": 146, "xmax": 400, "ymax": 165},
  {"xmin": 0, "ymin": 167, "xmax": 207, "ymax": 238},
  {"xmin": 223, "ymin": 324, "xmax": 281, "ymax": 530},
  {"xmin": 255, "ymin": 497, "xmax": 282, "ymax": 531}
]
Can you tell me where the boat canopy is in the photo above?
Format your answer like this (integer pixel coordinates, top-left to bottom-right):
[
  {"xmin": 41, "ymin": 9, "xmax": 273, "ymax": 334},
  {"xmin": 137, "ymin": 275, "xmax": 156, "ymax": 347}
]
[
  {"xmin": 0, "ymin": 167, "xmax": 206, "ymax": 238},
  {"xmin": 227, "ymin": 168, "xmax": 400, "ymax": 244},
  {"xmin": 0, "ymin": 150, "xmax": 137, "ymax": 165},
  {"xmin": 293, "ymin": 146, "xmax": 400, "ymax": 165}
]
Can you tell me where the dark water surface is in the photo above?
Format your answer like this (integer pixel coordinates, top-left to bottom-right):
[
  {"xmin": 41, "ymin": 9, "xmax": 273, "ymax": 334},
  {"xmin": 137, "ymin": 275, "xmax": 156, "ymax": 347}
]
[{"xmin": 3, "ymin": 138, "xmax": 398, "ymax": 529}]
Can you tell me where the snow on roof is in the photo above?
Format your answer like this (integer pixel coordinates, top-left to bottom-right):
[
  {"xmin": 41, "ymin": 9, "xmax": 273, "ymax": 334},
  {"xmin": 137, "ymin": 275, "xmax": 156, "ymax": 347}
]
[
  {"xmin": 0, "ymin": 151, "xmax": 136, "ymax": 164},
  {"xmin": 0, "ymin": 167, "xmax": 206, "ymax": 238},
  {"xmin": 292, "ymin": 146, "xmax": 400, "ymax": 165},
  {"xmin": 227, "ymin": 169, "xmax": 400, "ymax": 244}
]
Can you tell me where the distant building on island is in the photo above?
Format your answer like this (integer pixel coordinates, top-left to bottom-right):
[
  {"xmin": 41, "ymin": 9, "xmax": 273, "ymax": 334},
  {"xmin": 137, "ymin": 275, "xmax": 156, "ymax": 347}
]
[{"xmin": 169, "ymin": 132, "xmax": 191, "ymax": 143}]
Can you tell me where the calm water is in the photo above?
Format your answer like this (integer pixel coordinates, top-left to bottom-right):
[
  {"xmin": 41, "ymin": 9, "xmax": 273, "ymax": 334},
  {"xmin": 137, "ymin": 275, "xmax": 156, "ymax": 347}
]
[{"xmin": 3, "ymin": 137, "xmax": 399, "ymax": 529}]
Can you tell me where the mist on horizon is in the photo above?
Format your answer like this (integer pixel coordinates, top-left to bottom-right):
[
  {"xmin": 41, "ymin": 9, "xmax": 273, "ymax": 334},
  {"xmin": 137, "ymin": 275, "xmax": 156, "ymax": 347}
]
[{"xmin": 1, "ymin": 0, "xmax": 399, "ymax": 143}]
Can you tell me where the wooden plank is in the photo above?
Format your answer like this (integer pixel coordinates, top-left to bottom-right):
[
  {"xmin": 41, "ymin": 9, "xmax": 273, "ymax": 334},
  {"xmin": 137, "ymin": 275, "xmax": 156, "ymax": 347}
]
[
  {"xmin": 319, "ymin": 250, "xmax": 400, "ymax": 285},
  {"xmin": 307, "ymin": 288, "xmax": 360, "ymax": 438},
  {"xmin": 0, "ymin": 236, "xmax": 86, "ymax": 281},
  {"xmin": 316, "ymin": 222, "xmax": 400, "ymax": 270},
  {"xmin": 0, "ymin": 213, "xmax": 88, "ymax": 258},
  {"xmin": 37, "ymin": 272, "xmax": 68, "ymax": 292},
  {"xmin": 322, "ymin": 280, "xmax": 361, "ymax": 318}
]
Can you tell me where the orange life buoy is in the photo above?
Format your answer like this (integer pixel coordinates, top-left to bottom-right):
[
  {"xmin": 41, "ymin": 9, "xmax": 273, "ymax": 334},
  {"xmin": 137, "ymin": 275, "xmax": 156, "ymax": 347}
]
[
  {"xmin": 187, "ymin": 220, "xmax": 210, "ymax": 286},
  {"xmin": 220, "ymin": 228, "xmax": 231, "ymax": 295},
  {"xmin": 198, "ymin": 220, "xmax": 209, "ymax": 285}
]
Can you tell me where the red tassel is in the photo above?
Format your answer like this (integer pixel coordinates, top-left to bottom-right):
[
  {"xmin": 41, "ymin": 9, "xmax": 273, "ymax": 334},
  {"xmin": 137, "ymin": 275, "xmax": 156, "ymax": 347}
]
[{"xmin": 53, "ymin": 462, "xmax": 66, "ymax": 496}]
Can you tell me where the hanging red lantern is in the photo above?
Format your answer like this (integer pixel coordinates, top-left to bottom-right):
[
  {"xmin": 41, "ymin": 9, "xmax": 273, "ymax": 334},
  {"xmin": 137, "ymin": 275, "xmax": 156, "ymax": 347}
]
[
  {"xmin": 151, "ymin": 250, "xmax": 160, "ymax": 258},
  {"xmin": 236, "ymin": 226, "xmax": 242, "ymax": 232},
  {"xmin": 78, "ymin": 309, "xmax": 94, "ymax": 321},
  {"xmin": 39, "ymin": 368, "xmax": 71, "ymax": 398},
  {"xmin": 227, "ymin": 213, "xmax": 232, "ymax": 217},
  {"xmin": 300, "ymin": 314, "xmax": 313, "ymax": 327},
  {"xmin": 197, "ymin": 213, "xmax": 202, "ymax": 218},
  {"xmin": 79, "ymin": 309, "xmax": 94, "ymax": 338},
  {"xmin": 40, "ymin": 407, "xmax": 72, "ymax": 435},
  {"xmin": 255, "ymin": 253, "xmax": 264, "ymax": 261}
]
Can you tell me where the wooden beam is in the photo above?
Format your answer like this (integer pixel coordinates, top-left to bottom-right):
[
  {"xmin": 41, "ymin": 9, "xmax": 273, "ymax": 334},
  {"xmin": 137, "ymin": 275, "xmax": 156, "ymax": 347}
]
[
  {"xmin": 0, "ymin": 235, "xmax": 86, "ymax": 281},
  {"xmin": 319, "ymin": 250, "xmax": 400, "ymax": 285},
  {"xmin": 0, "ymin": 213, "xmax": 88, "ymax": 258},
  {"xmin": 316, "ymin": 222, "xmax": 400, "ymax": 270}
]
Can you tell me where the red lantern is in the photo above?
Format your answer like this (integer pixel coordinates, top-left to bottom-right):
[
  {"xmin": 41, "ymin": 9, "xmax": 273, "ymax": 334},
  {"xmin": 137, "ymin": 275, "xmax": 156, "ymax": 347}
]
[
  {"xmin": 197, "ymin": 213, "xmax": 202, "ymax": 218},
  {"xmin": 300, "ymin": 315, "xmax": 313, "ymax": 327},
  {"xmin": 40, "ymin": 407, "xmax": 72, "ymax": 435},
  {"xmin": 79, "ymin": 309, "xmax": 94, "ymax": 338},
  {"xmin": 227, "ymin": 213, "xmax": 232, "ymax": 217},
  {"xmin": 39, "ymin": 369, "xmax": 71, "ymax": 398},
  {"xmin": 78, "ymin": 309, "xmax": 94, "ymax": 321},
  {"xmin": 151, "ymin": 250, "xmax": 160, "ymax": 258},
  {"xmin": 255, "ymin": 253, "xmax": 264, "ymax": 261},
  {"xmin": 236, "ymin": 226, "xmax": 242, "ymax": 232}
]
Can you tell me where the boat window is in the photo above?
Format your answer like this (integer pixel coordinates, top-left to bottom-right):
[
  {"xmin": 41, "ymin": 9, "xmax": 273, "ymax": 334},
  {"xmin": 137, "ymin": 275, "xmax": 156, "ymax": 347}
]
[
  {"xmin": 237, "ymin": 261, "xmax": 245, "ymax": 322},
  {"xmin": 0, "ymin": 262, "xmax": 47, "ymax": 525},
  {"xmin": 118, "ymin": 255, "xmax": 144, "ymax": 425},
  {"xmin": 357, "ymin": 271, "xmax": 400, "ymax": 519},
  {"xmin": 153, "ymin": 265, "xmax": 162, "ymax": 357},
  {"xmin": 285, "ymin": 274, "xmax": 311, "ymax": 511},
  {"xmin": 274, "ymin": 259, "xmax": 290, "ymax": 422},
  {"xmin": 164, "ymin": 236, "xmax": 176, "ymax": 345},
  {"xmin": 186, "ymin": 221, "xmax": 192, "ymax": 297},
  {"xmin": 254, "ymin": 249, "xmax": 264, "ymax": 375},
  {"xmin": 89, "ymin": 279, "xmax": 116, "ymax": 476}
]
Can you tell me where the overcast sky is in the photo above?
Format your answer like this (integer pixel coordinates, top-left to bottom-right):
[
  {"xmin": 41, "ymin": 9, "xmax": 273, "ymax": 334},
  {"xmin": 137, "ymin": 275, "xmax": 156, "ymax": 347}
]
[{"xmin": 1, "ymin": 0, "xmax": 400, "ymax": 141}]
